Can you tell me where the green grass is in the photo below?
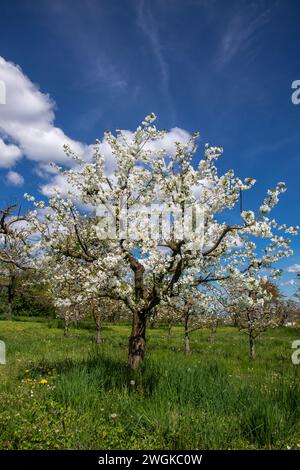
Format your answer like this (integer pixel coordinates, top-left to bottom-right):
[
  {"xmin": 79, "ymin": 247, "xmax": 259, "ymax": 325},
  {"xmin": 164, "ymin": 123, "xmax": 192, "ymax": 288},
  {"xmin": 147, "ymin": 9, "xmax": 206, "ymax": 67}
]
[{"xmin": 0, "ymin": 320, "xmax": 300, "ymax": 449}]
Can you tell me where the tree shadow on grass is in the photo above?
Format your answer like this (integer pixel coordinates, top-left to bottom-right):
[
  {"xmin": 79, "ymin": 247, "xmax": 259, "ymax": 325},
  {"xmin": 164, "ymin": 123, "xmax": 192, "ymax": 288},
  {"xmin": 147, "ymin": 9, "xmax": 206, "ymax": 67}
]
[{"xmin": 23, "ymin": 353, "xmax": 162, "ymax": 398}]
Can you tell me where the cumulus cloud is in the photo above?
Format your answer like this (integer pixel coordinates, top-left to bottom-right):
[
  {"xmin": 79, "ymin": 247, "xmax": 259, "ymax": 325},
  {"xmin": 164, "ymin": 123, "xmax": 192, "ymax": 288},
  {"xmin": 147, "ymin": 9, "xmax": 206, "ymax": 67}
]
[
  {"xmin": 0, "ymin": 56, "xmax": 192, "ymax": 197},
  {"xmin": 0, "ymin": 137, "xmax": 22, "ymax": 168},
  {"xmin": 39, "ymin": 127, "xmax": 192, "ymax": 197},
  {"xmin": 40, "ymin": 173, "xmax": 75, "ymax": 198},
  {"xmin": 146, "ymin": 127, "xmax": 192, "ymax": 154},
  {"xmin": 5, "ymin": 170, "xmax": 24, "ymax": 186},
  {"xmin": 286, "ymin": 264, "xmax": 300, "ymax": 273},
  {"xmin": 0, "ymin": 56, "xmax": 87, "ymax": 167}
]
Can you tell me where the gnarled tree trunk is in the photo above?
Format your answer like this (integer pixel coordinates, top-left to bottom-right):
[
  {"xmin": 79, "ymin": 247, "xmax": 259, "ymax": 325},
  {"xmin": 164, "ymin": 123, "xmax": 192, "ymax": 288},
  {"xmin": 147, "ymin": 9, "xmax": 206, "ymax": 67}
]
[{"xmin": 128, "ymin": 309, "xmax": 146, "ymax": 369}]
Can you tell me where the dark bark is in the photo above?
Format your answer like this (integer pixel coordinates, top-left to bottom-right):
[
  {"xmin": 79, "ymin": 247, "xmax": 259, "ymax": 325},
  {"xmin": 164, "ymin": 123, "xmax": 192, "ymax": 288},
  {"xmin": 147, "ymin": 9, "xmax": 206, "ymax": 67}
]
[
  {"xmin": 122, "ymin": 240, "xmax": 162, "ymax": 369},
  {"xmin": 123, "ymin": 247, "xmax": 148, "ymax": 369},
  {"xmin": 128, "ymin": 309, "xmax": 147, "ymax": 369}
]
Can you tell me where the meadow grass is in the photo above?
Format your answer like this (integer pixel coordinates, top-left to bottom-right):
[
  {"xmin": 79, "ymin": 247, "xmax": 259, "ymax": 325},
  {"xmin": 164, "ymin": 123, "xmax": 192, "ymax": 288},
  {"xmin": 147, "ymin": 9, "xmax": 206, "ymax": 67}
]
[{"xmin": 0, "ymin": 320, "xmax": 299, "ymax": 449}]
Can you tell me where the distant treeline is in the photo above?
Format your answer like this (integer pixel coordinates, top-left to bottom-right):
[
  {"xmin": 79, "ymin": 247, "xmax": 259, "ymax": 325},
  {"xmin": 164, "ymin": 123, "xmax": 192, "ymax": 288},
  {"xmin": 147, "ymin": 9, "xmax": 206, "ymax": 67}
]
[{"xmin": 0, "ymin": 270, "xmax": 56, "ymax": 318}]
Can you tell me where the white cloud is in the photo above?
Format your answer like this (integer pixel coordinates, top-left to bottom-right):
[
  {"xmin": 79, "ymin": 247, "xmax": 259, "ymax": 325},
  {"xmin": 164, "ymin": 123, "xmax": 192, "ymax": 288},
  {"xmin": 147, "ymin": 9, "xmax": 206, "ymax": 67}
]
[
  {"xmin": 40, "ymin": 173, "xmax": 75, "ymax": 198},
  {"xmin": 0, "ymin": 137, "xmax": 22, "ymax": 168},
  {"xmin": 286, "ymin": 264, "xmax": 300, "ymax": 273},
  {"xmin": 39, "ymin": 126, "xmax": 192, "ymax": 197},
  {"xmin": 34, "ymin": 162, "xmax": 61, "ymax": 178},
  {"xmin": 0, "ymin": 56, "xmax": 88, "ymax": 167},
  {"xmin": 146, "ymin": 127, "xmax": 191, "ymax": 155},
  {"xmin": 0, "ymin": 55, "xmax": 192, "ymax": 198},
  {"xmin": 6, "ymin": 170, "xmax": 24, "ymax": 186}
]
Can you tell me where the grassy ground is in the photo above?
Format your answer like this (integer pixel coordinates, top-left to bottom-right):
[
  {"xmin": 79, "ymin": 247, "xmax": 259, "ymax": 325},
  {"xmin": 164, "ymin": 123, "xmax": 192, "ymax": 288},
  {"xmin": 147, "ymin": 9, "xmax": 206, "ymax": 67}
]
[{"xmin": 0, "ymin": 320, "xmax": 299, "ymax": 450}]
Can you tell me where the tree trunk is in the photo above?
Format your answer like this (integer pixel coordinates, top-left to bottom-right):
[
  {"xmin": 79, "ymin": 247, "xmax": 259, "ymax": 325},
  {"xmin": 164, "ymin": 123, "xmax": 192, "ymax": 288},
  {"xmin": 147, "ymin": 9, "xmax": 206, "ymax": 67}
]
[
  {"xmin": 94, "ymin": 316, "xmax": 102, "ymax": 344},
  {"xmin": 168, "ymin": 322, "xmax": 173, "ymax": 337},
  {"xmin": 208, "ymin": 330, "xmax": 216, "ymax": 343},
  {"xmin": 184, "ymin": 317, "xmax": 191, "ymax": 355},
  {"xmin": 6, "ymin": 274, "xmax": 15, "ymax": 321},
  {"xmin": 7, "ymin": 295, "xmax": 13, "ymax": 321},
  {"xmin": 128, "ymin": 309, "xmax": 146, "ymax": 369},
  {"xmin": 249, "ymin": 333, "xmax": 255, "ymax": 360},
  {"xmin": 208, "ymin": 324, "xmax": 217, "ymax": 343},
  {"xmin": 64, "ymin": 320, "xmax": 70, "ymax": 337}
]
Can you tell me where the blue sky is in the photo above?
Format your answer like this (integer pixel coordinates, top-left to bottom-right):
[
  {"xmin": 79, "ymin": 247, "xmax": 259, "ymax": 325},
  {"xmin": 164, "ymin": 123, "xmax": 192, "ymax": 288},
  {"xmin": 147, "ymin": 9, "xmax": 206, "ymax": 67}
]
[{"xmin": 0, "ymin": 0, "xmax": 299, "ymax": 294}]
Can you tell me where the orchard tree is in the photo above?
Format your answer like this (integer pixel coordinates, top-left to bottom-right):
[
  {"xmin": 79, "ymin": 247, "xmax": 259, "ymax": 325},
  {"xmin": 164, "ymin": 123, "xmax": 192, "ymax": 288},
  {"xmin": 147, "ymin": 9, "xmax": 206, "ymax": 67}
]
[
  {"xmin": 284, "ymin": 273, "xmax": 300, "ymax": 325},
  {"xmin": 165, "ymin": 288, "xmax": 223, "ymax": 354},
  {"xmin": 156, "ymin": 304, "xmax": 177, "ymax": 337},
  {"xmin": 0, "ymin": 204, "xmax": 34, "ymax": 320},
  {"xmin": 27, "ymin": 114, "xmax": 297, "ymax": 368},
  {"xmin": 294, "ymin": 273, "xmax": 300, "ymax": 302},
  {"xmin": 226, "ymin": 275, "xmax": 284, "ymax": 359},
  {"xmin": 44, "ymin": 253, "xmax": 122, "ymax": 341},
  {"xmin": 49, "ymin": 260, "xmax": 86, "ymax": 337}
]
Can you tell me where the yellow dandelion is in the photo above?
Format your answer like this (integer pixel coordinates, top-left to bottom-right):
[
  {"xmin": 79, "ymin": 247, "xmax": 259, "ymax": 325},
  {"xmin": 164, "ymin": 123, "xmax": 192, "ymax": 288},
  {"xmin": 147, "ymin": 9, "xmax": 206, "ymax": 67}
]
[{"xmin": 39, "ymin": 379, "xmax": 48, "ymax": 385}]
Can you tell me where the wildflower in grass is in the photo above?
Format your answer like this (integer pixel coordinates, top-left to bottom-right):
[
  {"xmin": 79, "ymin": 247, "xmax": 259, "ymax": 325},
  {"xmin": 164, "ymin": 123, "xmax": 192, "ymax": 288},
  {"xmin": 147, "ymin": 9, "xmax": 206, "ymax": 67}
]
[
  {"xmin": 130, "ymin": 380, "xmax": 135, "ymax": 386},
  {"xmin": 39, "ymin": 379, "xmax": 48, "ymax": 385},
  {"xmin": 110, "ymin": 413, "xmax": 117, "ymax": 420}
]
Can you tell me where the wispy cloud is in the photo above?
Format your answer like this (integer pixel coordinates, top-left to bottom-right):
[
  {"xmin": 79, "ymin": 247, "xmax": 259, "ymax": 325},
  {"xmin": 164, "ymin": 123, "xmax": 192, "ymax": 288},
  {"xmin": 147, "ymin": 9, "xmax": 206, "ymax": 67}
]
[
  {"xmin": 44, "ymin": 1, "xmax": 128, "ymax": 95},
  {"xmin": 286, "ymin": 264, "xmax": 300, "ymax": 273},
  {"xmin": 216, "ymin": 4, "xmax": 274, "ymax": 68},
  {"xmin": 244, "ymin": 132, "xmax": 300, "ymax": 160},
  {"xmin": 137, "ymin": 0, "xmax": 175, "ymax": 120},
  {"xmin": 78, "ymin": 53, "xmax": 127, "ymax": 93}
]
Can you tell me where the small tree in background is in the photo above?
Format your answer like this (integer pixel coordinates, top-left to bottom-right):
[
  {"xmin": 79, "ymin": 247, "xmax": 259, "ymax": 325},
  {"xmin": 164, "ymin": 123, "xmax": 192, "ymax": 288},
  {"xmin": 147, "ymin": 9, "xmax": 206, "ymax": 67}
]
[
  {"xmin": 0, "ymin": 204, "xmax": 35, "ymax": 320},
  {"xmin": 294, "ymin": 273, "xmax": 300, "ymax": 302},
  {"xmin": 46, "ymin": 253, "xmax": 128, "ymax": 342},
  {"xmin": 161, "ymin": 287, "xmax": 222, "ymax": 354},
  {"xmin": 227, "ymin": 275, "xmax": 283, "ymax": 359}
]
